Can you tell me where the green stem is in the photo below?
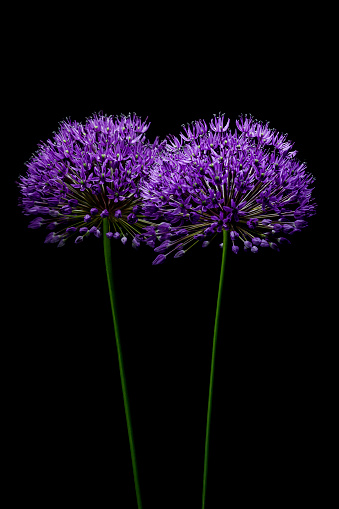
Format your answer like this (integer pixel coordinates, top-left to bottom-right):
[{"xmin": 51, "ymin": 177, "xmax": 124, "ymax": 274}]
[
  {"xmin": 202, "ymin": 229, "xmax": 228, "ymax": 509},
  {"xmin": 102, "ymin": 218, "xmax": 143, "ymax": 509}
]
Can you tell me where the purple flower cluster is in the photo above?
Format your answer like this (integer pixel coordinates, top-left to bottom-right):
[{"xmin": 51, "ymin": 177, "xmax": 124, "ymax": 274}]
[
  {"xmin": 139, "ymin": 113, "xmax": 317, "ymax": 264},
  {"xmin": 18, "ymin": 112, "xmax": 164, "ymax": 247},
  {"xmin": 18, "ymin": 111, "xmax": 317, "ymax": 263}
]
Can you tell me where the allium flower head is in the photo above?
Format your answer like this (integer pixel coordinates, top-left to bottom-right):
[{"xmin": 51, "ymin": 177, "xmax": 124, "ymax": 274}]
[
  {"xmin": 140, "ymin": 113, "xmax": 317, "ymax": 264},
  {"xmin": 18, "ymin": 112, "xmax": 164, "ymax": 247}
]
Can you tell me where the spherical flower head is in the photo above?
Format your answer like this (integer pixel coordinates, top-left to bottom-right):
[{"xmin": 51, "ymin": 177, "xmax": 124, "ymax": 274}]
[
  {"xmin": 140, "ymin": 112, "xmax": 317, "ymax": 263},
  {"xmin": 18, "ymin": 112, "xmax": 165, "ymax": 247}
]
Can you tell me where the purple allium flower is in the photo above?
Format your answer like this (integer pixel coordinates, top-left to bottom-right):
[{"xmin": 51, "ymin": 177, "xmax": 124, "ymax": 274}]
[
  {"xmin": 17, "ymin": 112, "xmax": 164, "ymax": 248},
  {"xmin": 140, "ymin": 113, "xmax": 317, "ymax": 263}
]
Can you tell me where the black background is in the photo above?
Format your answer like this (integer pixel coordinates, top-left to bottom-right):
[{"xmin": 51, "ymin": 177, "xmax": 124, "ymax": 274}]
[{"xmin": 5, "ymin": 5, "xmax": 333, "ymax": 509}]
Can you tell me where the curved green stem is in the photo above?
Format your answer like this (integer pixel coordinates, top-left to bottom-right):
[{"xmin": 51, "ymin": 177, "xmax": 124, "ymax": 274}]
[
  {"xmin": 202, "ymin": 229, "xmax": 228, "ymax": 509},
  {"xmin": 102, "ymin": 218, "xmax": 143, "ymax": 509}
]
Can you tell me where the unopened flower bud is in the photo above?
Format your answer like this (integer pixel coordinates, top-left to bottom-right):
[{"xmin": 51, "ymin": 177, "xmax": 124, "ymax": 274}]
[
  {"xmin": 152, "ymin": 254, "xmax": 166, "ymax": 265},
  {"xmin": 174, "ymin": 250, "xmax": 185, "ymax": 258}
]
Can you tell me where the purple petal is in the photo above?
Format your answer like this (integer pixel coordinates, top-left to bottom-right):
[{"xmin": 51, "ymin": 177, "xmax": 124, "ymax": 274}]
[
  {"xmin": 174, "ymin": 250, "xmax": 185, "ymax": 258},
  {"xmin": 152, "ymin": 254, "xmax": 166, "ymax": 265}
]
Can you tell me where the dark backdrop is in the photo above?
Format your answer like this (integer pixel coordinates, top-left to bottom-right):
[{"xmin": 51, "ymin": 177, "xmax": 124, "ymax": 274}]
[{"xmin": 5, "ymin": 6, "xmax": 331, "ymax": 509}]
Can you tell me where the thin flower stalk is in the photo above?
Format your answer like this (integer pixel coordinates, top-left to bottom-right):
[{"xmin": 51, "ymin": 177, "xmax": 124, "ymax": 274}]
[
  {"xmin": 103, "ymin": 218, "xmax": 143, "ymax": 509},
  {"xmin": 202, "ymin": 229, "xmax": 228, "ymax": 509}
]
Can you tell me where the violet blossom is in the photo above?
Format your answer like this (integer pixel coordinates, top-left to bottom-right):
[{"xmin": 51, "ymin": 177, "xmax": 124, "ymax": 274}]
[
  {"xmin": 17, "ymin": 112, "xmax": 164, "ymax": 247},
  {"xmin": 139, "ymin": 113, "xmax": 317, "ymax": 264}
]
